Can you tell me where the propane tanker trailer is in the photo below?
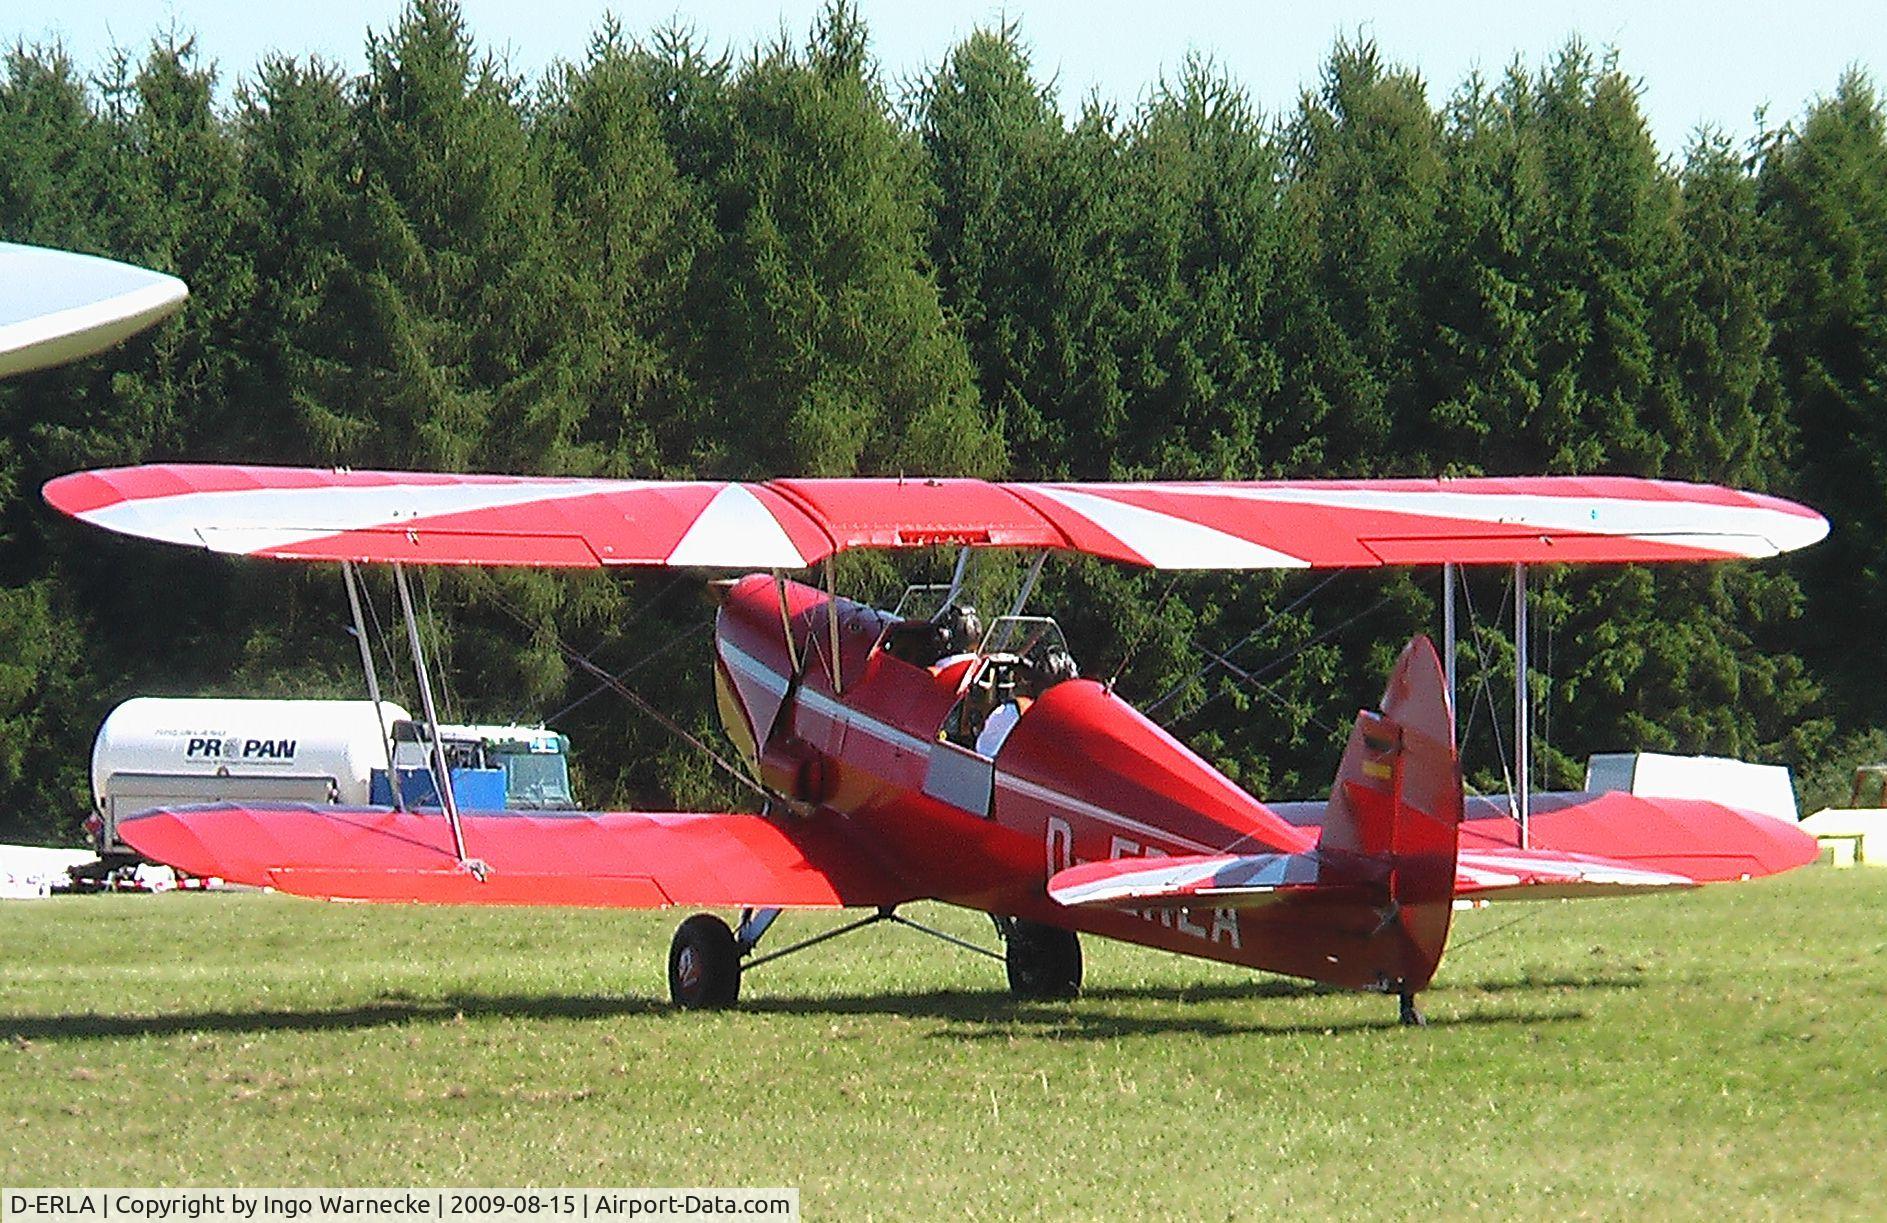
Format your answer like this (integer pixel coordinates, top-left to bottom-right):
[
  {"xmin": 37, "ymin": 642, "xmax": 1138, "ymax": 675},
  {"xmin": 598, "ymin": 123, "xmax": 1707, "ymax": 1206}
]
[{"xmin": 88, "ymin": 698, "xmax": 576, "ymax": 880}]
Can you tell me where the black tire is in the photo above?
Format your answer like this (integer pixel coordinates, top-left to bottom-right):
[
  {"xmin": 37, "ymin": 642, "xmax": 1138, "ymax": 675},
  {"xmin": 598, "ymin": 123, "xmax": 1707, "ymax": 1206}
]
[
  {"xmin": 668, "ymin": 914, "xmax": 742, "ymax": 1009},
  {"xmin": 1004, "ymin": 918, "xmax": 1082, "ymax": 999}
]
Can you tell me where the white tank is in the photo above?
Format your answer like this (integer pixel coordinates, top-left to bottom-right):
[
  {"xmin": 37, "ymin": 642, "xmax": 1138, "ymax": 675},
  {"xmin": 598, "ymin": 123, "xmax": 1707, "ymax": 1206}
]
[{"xmin": 90, "ymin": 698, "xmax": 410, "ymax": 855}]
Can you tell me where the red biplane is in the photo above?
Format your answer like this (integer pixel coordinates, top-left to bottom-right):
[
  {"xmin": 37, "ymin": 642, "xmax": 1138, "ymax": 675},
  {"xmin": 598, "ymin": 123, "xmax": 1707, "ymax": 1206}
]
[{"xmin": 43, "ymin": 465, "xmax": 1826, "ymax": 1023}]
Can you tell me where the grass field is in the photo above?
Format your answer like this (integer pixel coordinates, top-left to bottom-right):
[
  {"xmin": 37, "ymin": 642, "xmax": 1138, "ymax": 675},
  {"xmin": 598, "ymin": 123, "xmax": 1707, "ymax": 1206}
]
[{"xmin": 1, "ymin": 868, "xmax": 1883, "ymax": 1219}]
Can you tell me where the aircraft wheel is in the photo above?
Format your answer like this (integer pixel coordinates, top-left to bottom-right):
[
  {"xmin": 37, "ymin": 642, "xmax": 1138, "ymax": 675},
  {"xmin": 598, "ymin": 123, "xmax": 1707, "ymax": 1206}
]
[
  {"xmin": 1005, "ymin": 919, "xmax": 1082, "ymax": 999},
  {"xmin": 669, "ymin": 914, "xmax": 742, "ymax": 1009}
]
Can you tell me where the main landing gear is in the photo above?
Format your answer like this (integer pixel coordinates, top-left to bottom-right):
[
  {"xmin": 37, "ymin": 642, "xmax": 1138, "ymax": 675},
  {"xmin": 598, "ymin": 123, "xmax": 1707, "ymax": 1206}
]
[
  {"xmin": 1398, "ymin": 988, "xmax": 1426, "ymax": 1027},
  {"xmin": 663, "ymin": 908, "xmax": 1085, "ymax": 1008},
  {"xmin": 668, "ymin": 914, "xmax": 743, "ymax": 1009},
  {"xmin": 1001, "ymin": 918, "xmax": 1083, "ymax": 999}
]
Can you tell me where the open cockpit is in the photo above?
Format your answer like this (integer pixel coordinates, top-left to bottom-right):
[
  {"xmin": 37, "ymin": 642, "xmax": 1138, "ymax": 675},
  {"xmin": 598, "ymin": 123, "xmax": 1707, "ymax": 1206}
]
[{"xmin": 869, "ymin": 583, "xmax": 1081, "ymax": 760}]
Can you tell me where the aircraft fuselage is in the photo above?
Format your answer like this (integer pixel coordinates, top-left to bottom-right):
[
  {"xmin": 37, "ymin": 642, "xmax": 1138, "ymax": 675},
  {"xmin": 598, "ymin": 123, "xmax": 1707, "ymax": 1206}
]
[{"xmin": 711, "ymin": 574, "xmax": 1405, "ymax": 987}]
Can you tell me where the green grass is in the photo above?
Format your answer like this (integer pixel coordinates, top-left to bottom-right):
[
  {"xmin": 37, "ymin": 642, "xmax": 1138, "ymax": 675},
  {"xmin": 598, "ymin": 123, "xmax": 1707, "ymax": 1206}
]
[{"xmin": 2, "ymin": 869, "xmax": 1883, "ymax": 1219}]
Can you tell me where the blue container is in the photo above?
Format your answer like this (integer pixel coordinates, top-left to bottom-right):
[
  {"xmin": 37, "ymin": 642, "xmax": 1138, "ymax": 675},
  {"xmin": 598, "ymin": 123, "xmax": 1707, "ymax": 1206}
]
[{"xmin": 369, "ymin": 767, "xmax": 508, "ymax": 811}]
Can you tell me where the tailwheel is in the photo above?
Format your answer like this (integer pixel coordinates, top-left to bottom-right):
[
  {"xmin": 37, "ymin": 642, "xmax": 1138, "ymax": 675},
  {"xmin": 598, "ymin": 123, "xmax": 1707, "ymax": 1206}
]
[
  {"xmin": 669, "ymin": 914, "xmax": 742, "ymax": 1009},
  {"xmin": 1003, "ymin": 918, "xmax": 1082, "ymax": 999}
]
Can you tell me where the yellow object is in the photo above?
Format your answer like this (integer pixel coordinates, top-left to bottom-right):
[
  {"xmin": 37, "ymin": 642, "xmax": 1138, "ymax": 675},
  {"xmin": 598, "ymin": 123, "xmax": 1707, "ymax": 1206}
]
[
  {"xmin": 1801, "ymin": 808, "xmax": 1887, "ymax": 867},
  {"xmin": 1820, "ymin": 835, "xmax": 1861, "ymax": 868}
]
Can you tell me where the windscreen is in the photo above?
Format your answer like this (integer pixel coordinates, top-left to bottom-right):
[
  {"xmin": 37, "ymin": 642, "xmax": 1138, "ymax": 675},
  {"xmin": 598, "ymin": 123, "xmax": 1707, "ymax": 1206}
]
[{"xmin": 501, "ymin": 751, "xmax": 575, "ymax": 810}]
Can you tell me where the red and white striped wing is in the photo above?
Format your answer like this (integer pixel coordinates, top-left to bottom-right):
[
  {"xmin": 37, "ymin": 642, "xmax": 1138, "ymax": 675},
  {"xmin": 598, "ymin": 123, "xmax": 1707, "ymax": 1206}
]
[
  {"xmin": 44, "ymin": 465, "xmax": 831, "ymax": 568},
  {"xmin": 1453, "ymin": 848, "xmax": 1697, "ymax": 900},
  {"xmin": 1012, "ymin": 477, "xmax": 1828, "ymax": 568},
  {"xmin": 44, "ymin": 465, "xmax": 1827, "ymax": 570}
]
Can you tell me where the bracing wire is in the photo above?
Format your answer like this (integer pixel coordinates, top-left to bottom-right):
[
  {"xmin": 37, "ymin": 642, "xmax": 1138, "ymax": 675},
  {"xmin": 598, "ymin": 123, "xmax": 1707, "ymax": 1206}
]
[
  {"xmin": 1458, "ymin": 573, "xmax": 1515, "ymax": 806},
  {"xmin": 1165, "ymin": 589, "xmax": 1395, "ymax": 734},
  {"xmin": 461, "ymin": 569, "xmax": 767, "ymax": 801},
  {"xmin": 1241, "ymin": 591, "xmax": 1396, "ymax": 690},
  {"xmin": 418, "ymin": 568, "xmax": 454, "ymax": 723},
  {"xmin": 519, "ymin": 573, "xmax": 690, "ymax": 728},
  {"xmin": 358, "ymin": 570, "xmax": 407, "ymax": 708},
  {"xmin": 1189, "ymin": 641, "xmax": 1342, "ymax": 737},
  {"xmin": 545, "ymin": 614, "xmax": 714, "ymax": 724},
  {"xmin": 573, "ymin": 572, "xmax": 689, "ymax": 666},
  {"xmin": 1541, "ymin": 572, "xmax": 1554, "ymax": 782},
  {"xmin": 1447, "ymin": 904, "xmax": 1546, "ymax": 952},
  {"xmin": 1109, "ymin": 572, "xmax": 1185, "ymax": 688},
  {"xmin": 1144, "ymin": 571, "xmax": 1343, "ymax": 716}
]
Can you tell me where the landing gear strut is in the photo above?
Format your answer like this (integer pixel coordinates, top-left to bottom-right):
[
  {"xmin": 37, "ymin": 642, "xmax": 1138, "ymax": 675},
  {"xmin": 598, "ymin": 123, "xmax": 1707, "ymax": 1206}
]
[
  {"xmin": 665, "ymin": 906, "xmax": 1007, "ymax": 1010},
  {"xmin": 1398, "ymin": 989, "xmax": 1426, "ymax": 1027}
]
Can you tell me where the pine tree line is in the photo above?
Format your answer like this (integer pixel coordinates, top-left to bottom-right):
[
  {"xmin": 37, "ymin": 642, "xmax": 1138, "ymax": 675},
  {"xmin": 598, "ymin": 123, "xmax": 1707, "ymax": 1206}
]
[{"xmin": 1, "ymin": 1, "xmax": 1883, "ymax": 841}]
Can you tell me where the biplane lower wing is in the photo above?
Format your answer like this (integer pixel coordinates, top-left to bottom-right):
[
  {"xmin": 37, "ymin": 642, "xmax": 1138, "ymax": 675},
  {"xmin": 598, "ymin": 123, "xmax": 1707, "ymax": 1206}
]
[
  {"xmin": 1268, "ymin": 790, "xmax": 1818, "ymax": 883},
  {"xmin": 117, "ymin": 803, "xmax": 919, "ymax": 908},
  {"xmin": 1456, "ymin": 792, "xmax": 1821, "ymax": 881}
]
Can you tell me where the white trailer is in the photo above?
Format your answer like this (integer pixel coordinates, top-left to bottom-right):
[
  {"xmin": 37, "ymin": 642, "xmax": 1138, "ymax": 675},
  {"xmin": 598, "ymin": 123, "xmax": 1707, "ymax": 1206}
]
[
  {"xmin": 89, "ymin": 697, "xmax": 410, "ymax": 859},
  {"xmin": 1583, "ymin": 751, "xmax": 1799, "ymax": 824}
]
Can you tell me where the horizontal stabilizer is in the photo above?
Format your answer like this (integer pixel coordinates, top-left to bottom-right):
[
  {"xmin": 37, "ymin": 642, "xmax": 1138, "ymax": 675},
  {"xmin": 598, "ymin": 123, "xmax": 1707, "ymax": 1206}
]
[
  {"xmin": 1455, "ymin": 848, "xmax": 1696, "ymax": 900},
  {"xmin": 1047, "ymin": 852, "xmax": 1326, "ymax": 910},
  {"xmin": 118, "ymin": 802, "xmax": 916, "ymax": 909},
  {"xmin": 1051, "ymin": 845, "xmax": 1697, "ymax": 910}
]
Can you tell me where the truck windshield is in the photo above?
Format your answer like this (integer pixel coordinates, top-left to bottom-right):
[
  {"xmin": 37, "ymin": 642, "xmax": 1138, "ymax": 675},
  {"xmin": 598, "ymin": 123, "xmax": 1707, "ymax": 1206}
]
[{"xmin": 502, "ymin": 751, "xmax": 575, "ymax": 810}]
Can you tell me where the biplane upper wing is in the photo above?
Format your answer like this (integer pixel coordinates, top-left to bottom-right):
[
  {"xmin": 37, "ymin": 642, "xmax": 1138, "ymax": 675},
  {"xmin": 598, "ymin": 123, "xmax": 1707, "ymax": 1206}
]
[
  {"xmin": 1, "ymin": 243, "xmax": 188, "ymax": 378},
  {"xmin": 44, "ymin": 465, "xmax": 1827, "ymax": 570},
  {"xmin": 116, "ymin": 802, "xmax": 920, "ymax": 908}
]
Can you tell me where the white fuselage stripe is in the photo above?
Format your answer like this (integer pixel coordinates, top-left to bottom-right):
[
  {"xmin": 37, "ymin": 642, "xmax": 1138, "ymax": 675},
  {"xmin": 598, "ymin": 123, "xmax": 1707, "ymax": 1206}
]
[{"xmin": 995, "ymin": 773, "xmax": 1219, "ymax": 854}]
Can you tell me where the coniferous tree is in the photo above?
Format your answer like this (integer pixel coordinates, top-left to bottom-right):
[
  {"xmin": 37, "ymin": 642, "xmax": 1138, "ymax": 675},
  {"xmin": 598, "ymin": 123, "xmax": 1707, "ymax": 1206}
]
[
  {"xmin": 1113, "ymin": 58, "xmax": 1287, "ymax": 478},
  {"xmin": 1281, "ymin": 38, "xmax": 1443, "ymax": 475},
  {"xmin": 921, "ymin": 25, "xmax": 1104, "ymax": 477},
  {"xmin": 1760, "ymin": 72, "xmax": 1887, "ymax": 725},
  {"xmin": 698, "ymin": 2, "xmax": 998, "ymax": 478},
  {"xmin": 232, "ymin": 54, "xmax": 359, "ymax": 465},
  {"xmin": 324, "ymin": 0, "xmax": 556, "ymax": 470},
  {"xmin": 0, "ymin": 9, "xmax": 1878, "ymax": 839},
  {"xmin": 534, "ymin": 24, "xmax": 707, "ymax": 476}
]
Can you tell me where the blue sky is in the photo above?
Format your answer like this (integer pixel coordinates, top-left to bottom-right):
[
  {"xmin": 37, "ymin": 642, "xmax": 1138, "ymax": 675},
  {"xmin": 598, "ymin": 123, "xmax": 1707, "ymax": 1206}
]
[{"xmin": 9, "ymin": 1, "xmax": 1883, "ymax": 156}]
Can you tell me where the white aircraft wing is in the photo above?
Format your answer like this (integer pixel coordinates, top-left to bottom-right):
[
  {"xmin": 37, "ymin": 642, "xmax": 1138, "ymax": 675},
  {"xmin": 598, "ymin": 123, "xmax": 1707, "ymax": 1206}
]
[{"xmin": 0, "ymin": 242, "xmax": 188, "ymax": 377}]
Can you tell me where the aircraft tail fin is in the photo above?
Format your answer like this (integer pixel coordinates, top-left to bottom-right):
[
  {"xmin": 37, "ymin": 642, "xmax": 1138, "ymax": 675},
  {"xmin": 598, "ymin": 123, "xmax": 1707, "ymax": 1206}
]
[
  {"xmin": 1315, "ymin": 635, "xmax": 1465, "ymax": 993},
  {"xmin": 1047, "ymin": 639, "xmax": 1465, "ymax": 998}
]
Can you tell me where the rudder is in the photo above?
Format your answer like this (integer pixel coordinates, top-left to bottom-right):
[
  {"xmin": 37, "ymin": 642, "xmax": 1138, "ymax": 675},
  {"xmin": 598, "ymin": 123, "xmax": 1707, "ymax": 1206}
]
[{"xmin": 1317, "ymin": 635, "xmax": 1464, "ymax": 994}]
